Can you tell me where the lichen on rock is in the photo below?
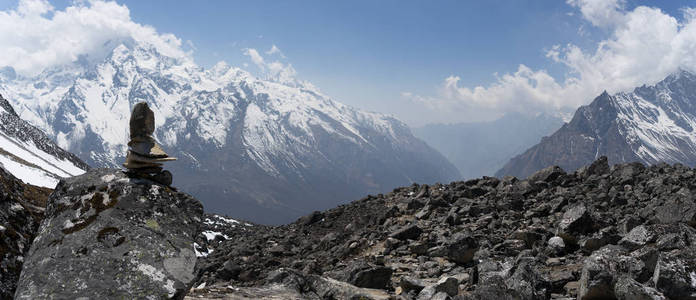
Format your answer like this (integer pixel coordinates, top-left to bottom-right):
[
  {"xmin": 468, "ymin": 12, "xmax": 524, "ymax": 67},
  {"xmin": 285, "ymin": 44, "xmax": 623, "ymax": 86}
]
[{"xmin": 14, "ymin": 169, "xmax": 203, "ymax": 299}]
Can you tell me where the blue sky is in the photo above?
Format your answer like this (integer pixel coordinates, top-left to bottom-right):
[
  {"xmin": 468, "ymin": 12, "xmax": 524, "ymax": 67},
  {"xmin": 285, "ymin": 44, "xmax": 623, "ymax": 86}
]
[{"xmin": 1, "ymin": 0, "xmax": 695, "ymax": 125}]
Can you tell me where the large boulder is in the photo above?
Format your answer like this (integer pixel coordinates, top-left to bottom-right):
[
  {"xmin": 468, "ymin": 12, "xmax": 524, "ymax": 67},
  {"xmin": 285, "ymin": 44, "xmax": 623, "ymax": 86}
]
[{"xmin": 15, "ymin": 169, "xmax": 203, "ymax": 299}]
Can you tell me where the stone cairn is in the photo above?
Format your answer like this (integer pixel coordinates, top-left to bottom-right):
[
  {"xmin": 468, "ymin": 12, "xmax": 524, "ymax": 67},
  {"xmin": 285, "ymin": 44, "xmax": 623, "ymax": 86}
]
[{"xmin": 123, "ymin": 102, "xmax": 176, "ymax": 185}]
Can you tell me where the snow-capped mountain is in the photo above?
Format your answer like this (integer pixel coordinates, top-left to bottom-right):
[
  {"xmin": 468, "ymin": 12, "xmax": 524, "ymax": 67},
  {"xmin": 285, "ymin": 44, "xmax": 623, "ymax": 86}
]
[
  {"xmin": 0, "ymin": 94, "xmax": 88, "ymax": 188},
  {"xmin": 497, "ymin": 70, "xmax": 696, "ymax": 178},
  {"xmin": 0, "ymin": 41, "xmax": 459, "ymax": 224}
]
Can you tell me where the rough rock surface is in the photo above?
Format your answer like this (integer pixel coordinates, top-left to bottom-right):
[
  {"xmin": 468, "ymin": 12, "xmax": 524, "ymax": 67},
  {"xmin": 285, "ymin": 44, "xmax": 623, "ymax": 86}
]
[
  {"xmin": 189, "ymin": 157, "xmax": 696, "ymax": 299},
  {"xmin": 0, "ymin": 166, "xmax": 50, "ymax": 299},
  {"xmin": 15, "ymin": 169, "xmax": 203, "ymax": 299}
]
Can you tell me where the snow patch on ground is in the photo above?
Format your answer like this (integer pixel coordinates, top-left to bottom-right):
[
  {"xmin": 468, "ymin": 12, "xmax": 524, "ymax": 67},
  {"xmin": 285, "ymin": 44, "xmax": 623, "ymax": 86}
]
[
  {"xmin": 0, "ymin": 153, "xmax": 58, "ymax": 187},
  {"xmin": 202, "ymin": 230, "xmax": 229, "ymax": 242}
]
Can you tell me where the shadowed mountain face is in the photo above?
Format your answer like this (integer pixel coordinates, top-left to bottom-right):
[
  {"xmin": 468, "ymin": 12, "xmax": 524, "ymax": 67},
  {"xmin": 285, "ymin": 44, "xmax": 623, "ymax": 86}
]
[
  {"xmin": 0, "ymin": 42, "xmax": 459, "ymax": 224},
  {"xmin": 497, "ymin": 70, "xmax": 696, "ymax": 179},
  {"xmin": 413, "ymin": 113, "xmax": 563, "ymax": 179}
]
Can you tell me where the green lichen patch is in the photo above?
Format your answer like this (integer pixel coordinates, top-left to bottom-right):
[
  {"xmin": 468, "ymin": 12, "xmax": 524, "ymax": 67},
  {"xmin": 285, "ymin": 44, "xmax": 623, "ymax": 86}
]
[{"xmin": 145, "ymin": 219, "xmax": 160, "ymax": 231}]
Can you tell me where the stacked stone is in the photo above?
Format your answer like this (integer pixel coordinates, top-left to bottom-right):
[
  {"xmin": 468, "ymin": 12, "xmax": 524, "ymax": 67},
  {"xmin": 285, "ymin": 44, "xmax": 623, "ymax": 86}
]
[{"xmin": 123, "ymin": 102, "xmax": 176, "ymax": 185}]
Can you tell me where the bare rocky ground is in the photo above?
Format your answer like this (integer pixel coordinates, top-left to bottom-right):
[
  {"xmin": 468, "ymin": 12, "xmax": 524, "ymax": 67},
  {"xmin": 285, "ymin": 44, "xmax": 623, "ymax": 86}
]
[
  {"xmin": 0, "ymin": 167, "xmax": 51, "ymax": 299},
  {"xmin": 188, "ymin": 157, "xmax": 696, "ymax": 300}
]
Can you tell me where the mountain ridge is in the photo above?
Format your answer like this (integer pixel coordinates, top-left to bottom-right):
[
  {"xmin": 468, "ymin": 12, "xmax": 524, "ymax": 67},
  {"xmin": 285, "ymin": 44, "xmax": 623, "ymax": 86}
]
[
  {"xmin": 497, "ymin": 70, "xmax": 696, "ymax": 179},
  {"xmin": 0, "ymin": 41, "xmax": 459, "ymax": 224},
  {"xmin": 0, "ymin": 94, "xmax": 88, "ymax": 187}
]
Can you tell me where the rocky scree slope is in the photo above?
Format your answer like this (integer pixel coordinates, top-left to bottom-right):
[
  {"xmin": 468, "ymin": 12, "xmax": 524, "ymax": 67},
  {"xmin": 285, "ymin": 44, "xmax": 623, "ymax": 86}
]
[
  {"xmin": 0, "ymin": 94, "xmax": 88, "ymax": 188},
  {"xmin": 14, "ymin": 169, "xmax": 203, "ymax": 299},
  {"xmin": 0, "ymin": 41, "xmax": 459, "ymax": 224},
  {"xmin": 498, "ymin": 70, "xmax": 696, "ymax": 179},
  {"xmin": 0, "ymin": 166, "xmax": 50, "ymax": 299},
  {"xmin": 190, "ymin": 156, "xmax": 696, "ymax": 299}
]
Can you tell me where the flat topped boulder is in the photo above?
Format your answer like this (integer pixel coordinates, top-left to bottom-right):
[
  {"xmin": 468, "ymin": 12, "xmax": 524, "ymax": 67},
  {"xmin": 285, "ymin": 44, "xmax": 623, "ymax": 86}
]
[{"xmin": 14, "ymin": 169, "xmax": 203, "ymax": 299}]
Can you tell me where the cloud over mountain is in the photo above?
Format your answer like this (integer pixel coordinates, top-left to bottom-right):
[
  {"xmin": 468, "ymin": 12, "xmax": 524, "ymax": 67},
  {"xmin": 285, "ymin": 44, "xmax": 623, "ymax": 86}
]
[
  {"xmin": 407, "ymin": 1, "xmax": 696, "ymax": 121},
  {"xmin": 0, "ymin": 0, "xmax": 189, "ymax": 77}
]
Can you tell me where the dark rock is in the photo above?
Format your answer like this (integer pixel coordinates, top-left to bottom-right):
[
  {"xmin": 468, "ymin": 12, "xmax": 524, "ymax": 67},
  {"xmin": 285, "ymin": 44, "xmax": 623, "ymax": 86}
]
[
  {"xmin": 558, "ymin": 203, "xmax": 594, "ymax": 243},
  {"xmin": 619, "ymin": 225, "xmax": 653, "ymax": 251},
  {"xmin": 400, "ymin": 276, "xmax": 426, "ymax": 293},
  {"xmin": 298, "ymin": 211, "xmax": 324, "ymax": 226},
  {"xmin": 512, "ymin": 229, "xmax": 545, "ymax": 249},
  {"xmin": 652, "ymin": 250, "xmax": 696, "ymax": 300},
  {"xmin": 308, "ymin": 274, "xmax": 391, "ymax": 300},
  {"xmin": 613, "ymin": 276, "xmax": 666, "ymax": 300},
  {"xmin": 581, "ymin": 228, "xmax": 620, "ymax": 252},
  {"xmin": 331, "ymin": 260, "xmax": 393, "ymax": 290},
  {"xmin": 218, "ymin": 260, "xmax": 242, "ymax": 281},
  {"xmin": 433, "ymin": 276, "xmax": 459, "ymax": 296},
  {"xmin": 456, "ymin": 276, "xmax": 522, "ymax": 300},
  {"xmin": 577, "ymin": 245, "xmax": 645, "ymax": 300},
  {"xmin": 528, "ymin": 166, "xmax": 566, "ymax": 183},
  {"xmin": 0, "ymin": 167, "xmax": 44, "ymax": 299},
  {"xmin": 654, "ymin": 197, "xmax": 696, "ymax": 226},
  {"xmin": 580, "ymin": 156, "xmax": 610, "ymax": 177},
  {"xmin": 505, "ymin": 262, "xmax": 548, "ymax": 300},
  {"xmin": 15, "ymin": 169, "xmax": 203, "ymax": 299},
  {"xmin": 390, "ymin": 224, "xmax": 423, "ymax": 241},
  {"xmin": 444, "ymin": 233, "xmax": 478, "ymax": 264}
]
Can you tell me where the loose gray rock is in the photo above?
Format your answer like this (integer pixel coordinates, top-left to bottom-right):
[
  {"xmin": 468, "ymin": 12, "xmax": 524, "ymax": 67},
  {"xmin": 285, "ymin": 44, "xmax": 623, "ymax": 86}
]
[
  {"xmin": 548, "ymin": 236, "xmax": 565, "ymax": 253},
  {"xmin": 390, "ymin": 224, "xmax": 423, "ymax": 241},
  {"xmin": 652, "ymin": 250, "xmax": 696, "ymax": 300},
  {"xmin": 15, "ymin": 169, "xmax": 203, "ymax": 299},
  {"xmin": 614, "ymin": 276, "xmax": 666, "ymax": 300},
  {"xmin": 400, "ymin": 276, "xmax": 426, "ymax": 293},
  {"xmin": 558, "ymin": 203, "xmax": 594, "ymax": 238}
]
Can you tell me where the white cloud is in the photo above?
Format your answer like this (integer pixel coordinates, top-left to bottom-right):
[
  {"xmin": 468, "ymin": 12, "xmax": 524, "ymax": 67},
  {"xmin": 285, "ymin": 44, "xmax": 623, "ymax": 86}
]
[
  {"xmin": 566, "ymin": 0, "xmax": 626, "ymax": 28},
  {"xmin": 265, "ymin": 44, "xmax": 285, "ymax": 58},
  {"xmin": 0, "ymin": 0, "xmax": 189, "ymax": 77},
  {"xmin": 408, "ymin": 2, "xmax": 696, "ymax": 121},
  {"xmin": 244, "ymin": 48, "xmax": 266, "ymax": 67},
  {"xmin": 244, "ymin": 47, "xmax": 297, "ymax": 85}
]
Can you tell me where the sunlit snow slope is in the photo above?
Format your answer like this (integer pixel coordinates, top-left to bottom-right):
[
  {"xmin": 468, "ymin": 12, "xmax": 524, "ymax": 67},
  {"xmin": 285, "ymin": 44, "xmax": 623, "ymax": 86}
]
[{"xmin": 0, "ymin": 95, "xmax": 88, "ymax": 188}]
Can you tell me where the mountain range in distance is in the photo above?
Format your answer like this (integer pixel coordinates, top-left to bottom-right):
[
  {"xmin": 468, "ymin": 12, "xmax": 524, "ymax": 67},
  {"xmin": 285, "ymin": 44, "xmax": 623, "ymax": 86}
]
[
  {"xmin": 0, "ymin": 40, "xmax": 459, "ymax": 225},
  {"xmin": 3, "ymin": 37, "xmax": 696, "ymax": 224}
]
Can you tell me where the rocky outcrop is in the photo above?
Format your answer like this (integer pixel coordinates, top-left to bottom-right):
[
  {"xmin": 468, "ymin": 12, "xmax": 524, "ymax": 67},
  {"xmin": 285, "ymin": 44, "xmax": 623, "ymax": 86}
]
[
  {"xmin": 0, "ymin": 166, "xmax": 49, "ymax": 299},
  {"xmin": 15, "ymin": 169, "xmax": 203, "ymax": 299},
  {"xmin": 191, "ymin": 157, "xmax": 696, "ymax": 299}
]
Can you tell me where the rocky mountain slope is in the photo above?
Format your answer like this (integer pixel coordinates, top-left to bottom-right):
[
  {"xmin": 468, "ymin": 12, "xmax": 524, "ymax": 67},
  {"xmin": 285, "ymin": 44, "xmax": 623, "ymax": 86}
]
[
  {"xmin": 413, "ymin": 113, "xmax": 563, "ymax": 179},
  {"xmin": 0, "ymin": 166, "xmax": 51, "ymax": 299},
  {"xmin": 0, "ymin": 94, "xmax": 88, "ymax": 188},
  {"xmin": 0, "ymin": 41, "xmax": 458, "ymax": 224},
  {"xmin": 190, "ymin": 157, "xmax": 696, "ymax": 299},
  {"xmin": 497, "ymin": 70, "xmax": 696, "ymax": 179}
]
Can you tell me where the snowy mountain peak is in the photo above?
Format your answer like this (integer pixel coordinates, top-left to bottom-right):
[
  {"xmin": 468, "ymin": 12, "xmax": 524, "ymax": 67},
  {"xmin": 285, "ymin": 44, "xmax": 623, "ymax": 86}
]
[
  {"xmin": 498, "ymin": 69, "xmax": 696, "ymax": 178},
  {"xmin": 0, "ymin": 41, "xmax": 458, "ymax": 223}
]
